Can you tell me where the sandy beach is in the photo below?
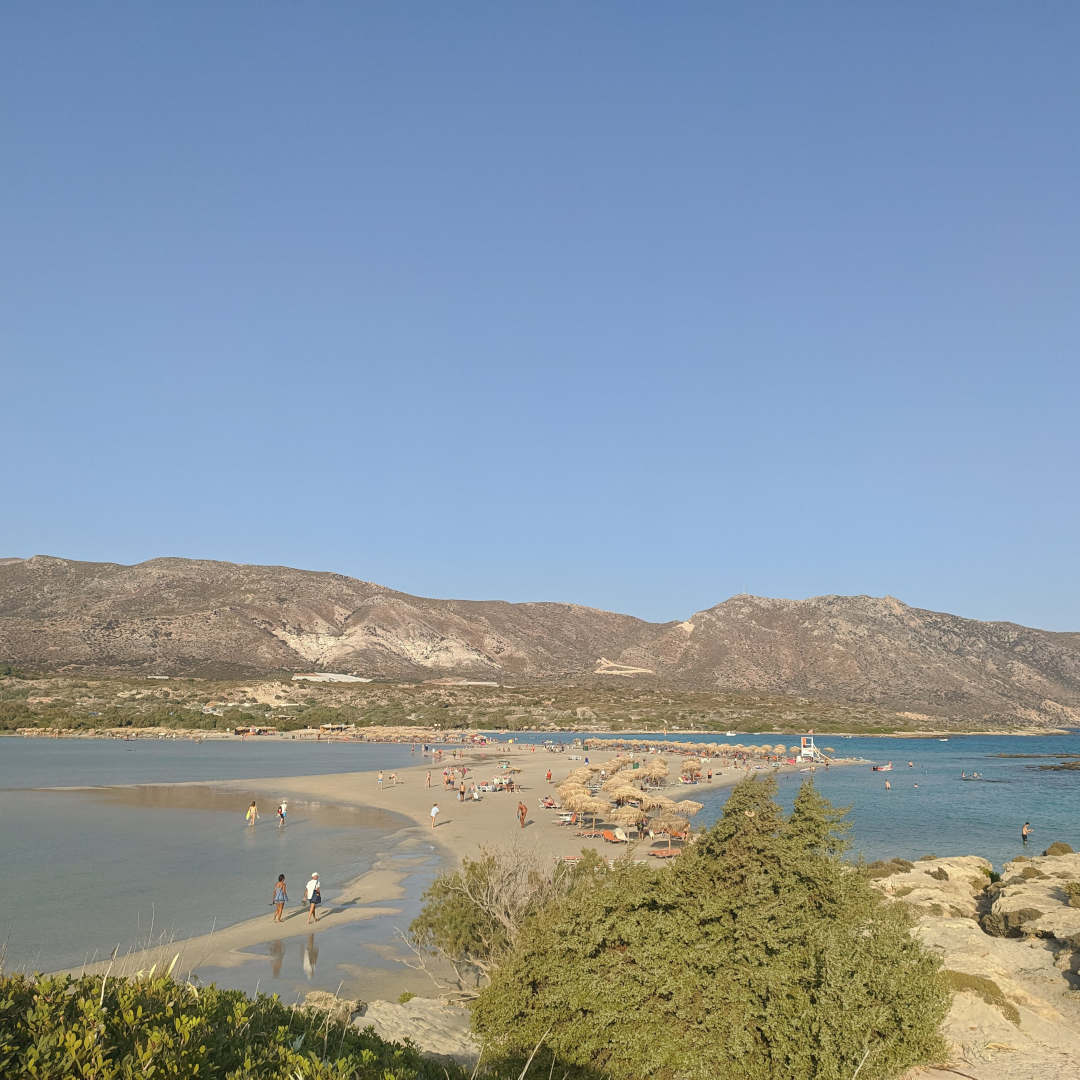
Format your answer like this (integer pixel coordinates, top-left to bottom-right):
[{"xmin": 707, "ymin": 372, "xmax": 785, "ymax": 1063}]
[{"xmin": 63, "ymin": 743, "xmax": 802, "ymax": 986}]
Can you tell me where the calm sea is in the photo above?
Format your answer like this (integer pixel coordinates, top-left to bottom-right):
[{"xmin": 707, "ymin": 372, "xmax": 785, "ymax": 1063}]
[
  {"xmin": 567, "ymin": 731, "xmax": 1080, "ymax": 867},
  {"xmin": 0, "ymin": 739, "xmax": 420, "ymax": 977}
]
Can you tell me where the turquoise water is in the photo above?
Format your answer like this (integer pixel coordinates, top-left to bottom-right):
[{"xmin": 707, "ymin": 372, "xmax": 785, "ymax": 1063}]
[{"xmin": 574, "ymin": 731, "xmax": 1080, "ymax": 868}]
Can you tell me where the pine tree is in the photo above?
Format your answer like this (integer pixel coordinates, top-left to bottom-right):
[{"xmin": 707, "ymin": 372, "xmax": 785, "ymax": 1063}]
[{"xmin": 472, "ymin": 777, "xmax": 948, "ymax": 1080}]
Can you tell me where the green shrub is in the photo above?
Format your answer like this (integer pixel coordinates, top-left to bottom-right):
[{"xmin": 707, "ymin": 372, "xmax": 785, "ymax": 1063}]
[
  {"xmin": 927, "ymin": 867, "xmax": 949, "ymax": 881},
  {"xmin": 866, "ymin": 858, "xmax": 915, "ymax": 879},
  {"xmin": 944, "ymin": 971, "xmax": 1020, "ymax": 1024},
  {"xmin": 0, "ymin": 972, "xmax": 461, "ymax": 1079},
  {"xmin": 473, "ymin": 777, "xmax": 948, "ymax": 1080},
  {"xmin": 397, "ymin": 991, "xmax": 416, "ymax": 1004},
  {"xmin": 1019, "ymin": 866, "xmax": 1046, "ymax": 880},
  {"xmin": 1043, "ymin": 842, "xmax": 1074, "ymax": 857},
  {"xmin": 410, "ymin": 846, "xmax": 610, "ymax": 984},
  {"xmin": 1064, "ymin": 882, "xmax": 1080, "ymax": 909}
]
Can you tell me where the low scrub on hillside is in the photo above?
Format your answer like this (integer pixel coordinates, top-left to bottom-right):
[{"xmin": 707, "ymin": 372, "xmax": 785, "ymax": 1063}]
[
  {"xmin": 470, "ymin": 778, "xmax": 949, "ymax": 1080},
  {"xmin": 0, "ymin": 972, "xmax": 463, "ymax": 1080}
]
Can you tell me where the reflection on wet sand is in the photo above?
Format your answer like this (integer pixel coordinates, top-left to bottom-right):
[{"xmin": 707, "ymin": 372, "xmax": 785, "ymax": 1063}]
[
  {"xmin": 268, "ymin": 939, "xmax": 285, "ymax": 977},
  {"xmin": 303, "ymin": 935, "xmax": 319, "ymax": 980},
  {"xmin": 69, "ymin": 783, "xmax": 408, "ymax": 831}
]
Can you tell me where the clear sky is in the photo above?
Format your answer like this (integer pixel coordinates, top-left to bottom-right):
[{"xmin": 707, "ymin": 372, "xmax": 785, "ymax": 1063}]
[{"xmin": 3, "ymin": 4, "xmax": 1078, "ymax": 629}]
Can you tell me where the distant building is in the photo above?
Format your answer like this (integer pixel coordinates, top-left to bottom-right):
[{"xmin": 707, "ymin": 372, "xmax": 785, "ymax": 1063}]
[{"xmin": 292, "ymin": 673, "xmax": 371, "ymax": 683}]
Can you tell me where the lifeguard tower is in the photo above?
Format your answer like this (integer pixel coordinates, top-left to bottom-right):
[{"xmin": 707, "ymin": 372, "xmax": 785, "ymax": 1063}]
[{"xmin": 799, "ymin": 734, "xmax": 823, "ymax": 761}]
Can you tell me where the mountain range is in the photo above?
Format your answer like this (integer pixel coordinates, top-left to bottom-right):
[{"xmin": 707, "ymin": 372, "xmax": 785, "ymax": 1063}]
[{"xmin": 2, "ymin": 555, "xmax": 1079, "ymax": 727}]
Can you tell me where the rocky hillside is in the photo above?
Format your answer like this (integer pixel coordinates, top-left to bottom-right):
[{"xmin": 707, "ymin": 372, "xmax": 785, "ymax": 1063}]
[{"xmin": 2, "ymin": 556, "xmax": 1079, "ymax": 727}]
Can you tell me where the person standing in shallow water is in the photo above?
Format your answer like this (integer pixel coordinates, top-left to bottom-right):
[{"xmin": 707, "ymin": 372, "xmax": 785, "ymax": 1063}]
[
  {"xmin": 430, "ymin": 803, "xmax": 439, "ymax": 828},
  {"xmin": 271, "ymin": 874, "xmax": 288, "ymax": 922},
  {"xmin": 246, "ymin": 801, "xmax": 258, "ymax": 827},
  {"xmin": 1022, "ymin": 822, "xmax": 1032, "ymax": 845}
]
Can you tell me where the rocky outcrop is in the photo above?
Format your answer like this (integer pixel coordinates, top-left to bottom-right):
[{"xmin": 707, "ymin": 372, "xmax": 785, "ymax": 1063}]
[
  {"xmin": 870, "ymin": 854, "xmax": 1080, "ymax": 1078},
  {"xmin": 915, "ymin": 917, "xmax": 1080, "ymax": 1079},
  {"xmin": 871, "ymin": 855, "xmax": 993, "ymax": 919},
  {"xmin": 2, "ymin": 555, "xmax": 1080, "ymax": 726},
  {"xmin": 302, "ymin": 993, "xmax": 479, "ymax": 1067},
  {"xmin": 981, "ymin": 851, "xmax": 1080, "ymax": 949}
]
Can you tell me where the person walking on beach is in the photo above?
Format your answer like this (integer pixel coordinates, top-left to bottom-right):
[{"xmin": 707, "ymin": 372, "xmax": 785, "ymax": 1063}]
[
  {"xmin": 271, "ymin": 874, "xmax": 288, "ymax": 922},
  {"xmin": 305, "ymin": 872, "xmax": 321, "ymax": 923},
  {"xmin": 517, "ymin": 801, "xmax": 527, "ymax": 829},
  {"xmin": 377, "ymin": 770, "xmax": 384, "ymax": 789},
  {"xmin": 280, "ymin": 800, "xmax": 287, "ymax": 824},
  {"xmin": 430, "ymin": 803, "xmax": 439, "ymax": 829},
  {"xmin": 459, "ymin": 780, "xmax": 466, "ymax": 802},
  {"xmin": 246, "ymin": 801, "xmax": 259, "ymax": 828},
  {"xmin": 426, "ymin": 770, "xmax": 431, "ymax": 789},
  {"xmin": 1022, "ymin": 822, "xmax": 1032, "ymax": 845}
]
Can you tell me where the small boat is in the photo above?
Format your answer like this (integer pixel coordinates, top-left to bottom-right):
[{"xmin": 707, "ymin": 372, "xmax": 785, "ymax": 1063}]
[
  {"xmin": 960, "ymin": 776, "xmax": 1007, "ymax": 783},
  {"xmin": 938, "ymin": 738, "xmax": 949, "ymax": 742},
  {"xmin": 871, "ymin": 762, "xmax": 893, "ymax": 772},
  {"xmin": 725, "ymin": 731, "xmax": 737, "ymax": 737}
]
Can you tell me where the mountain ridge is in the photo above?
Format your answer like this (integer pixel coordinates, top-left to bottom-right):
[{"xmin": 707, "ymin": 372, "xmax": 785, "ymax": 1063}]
[{"xmin": 2, "ymin": 555, "xmax": 1079, "ymax": 728}]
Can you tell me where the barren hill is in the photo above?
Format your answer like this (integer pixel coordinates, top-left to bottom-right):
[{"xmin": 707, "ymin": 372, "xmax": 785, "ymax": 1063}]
[{"xmin": 2, "ymin": 556, "xmax": 1079, "ymax": 727}]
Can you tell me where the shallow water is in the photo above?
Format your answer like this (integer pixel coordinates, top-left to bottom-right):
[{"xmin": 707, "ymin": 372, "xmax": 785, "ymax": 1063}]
[
  {"xmin": 0, "ymin": 736, "xmax": 421, "ymax": 789},
  {"xmin": 191, "ymin": 841, "xmax": 444, "ymax": 1002},
  {"xmin": 0, "ymin": 739, "xmax": 418, "ymax": 975}
]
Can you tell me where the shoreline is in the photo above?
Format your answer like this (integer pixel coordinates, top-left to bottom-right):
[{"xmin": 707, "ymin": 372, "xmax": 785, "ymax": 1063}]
[
  {"xmin": 55, "ymin": 744, "xmax": 807, "ymax": 984},
  {"xmin": 9, "ymin": 724, "xmax": 1073, "ymax": 743}
]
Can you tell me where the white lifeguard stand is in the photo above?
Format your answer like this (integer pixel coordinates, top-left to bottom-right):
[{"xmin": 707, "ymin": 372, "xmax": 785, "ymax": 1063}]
[{"xmin": 799, "ymin": 735, "xmax": 819, "ymax": 761}]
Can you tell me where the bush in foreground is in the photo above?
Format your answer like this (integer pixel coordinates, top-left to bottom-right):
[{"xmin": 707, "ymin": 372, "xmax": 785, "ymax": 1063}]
[
  {"xmin": 473, "ymin": 777, "xmax": 949, "ymax": 1080},
  {"xmin": 0, "ymin": 972, "xmax": 463, "ymax": 1080}
]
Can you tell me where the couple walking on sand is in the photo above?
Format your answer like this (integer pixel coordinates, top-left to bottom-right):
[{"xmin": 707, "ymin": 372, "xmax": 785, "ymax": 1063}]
[{"xmin": 270, "ymin": 871, "xmax": 322, "ymax": 924}]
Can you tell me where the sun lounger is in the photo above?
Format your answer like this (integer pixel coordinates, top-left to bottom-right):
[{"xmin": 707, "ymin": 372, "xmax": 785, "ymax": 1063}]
[
  {"xmin": 613, "ymin": 828, "xmax": 629, "ymax": 843},
  {"xmin": 648, "ymin": 848, "xmax": 682, "ymax": 858},
  {"xmin": 576, "ymin": 830, "xmax": 603, "ymax": 838},
  {"xmin": 602, "ymin": 829, "xmax": 618, "ymax": 843}
]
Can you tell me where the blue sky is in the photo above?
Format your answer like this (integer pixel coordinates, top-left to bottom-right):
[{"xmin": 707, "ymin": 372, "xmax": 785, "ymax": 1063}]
[{"xmin": 3, "ymin": 4, "xmax": 1078, "ymax": 629}]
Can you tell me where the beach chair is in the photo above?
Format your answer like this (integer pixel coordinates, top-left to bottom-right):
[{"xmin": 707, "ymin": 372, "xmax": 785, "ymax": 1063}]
[
  {"xmin": 613, "ymin": 828, "xmax": 629, "ymax": 843},
  {"xmin": 602, "ymin": 829, "xmax": 618, "ymax": 843}
]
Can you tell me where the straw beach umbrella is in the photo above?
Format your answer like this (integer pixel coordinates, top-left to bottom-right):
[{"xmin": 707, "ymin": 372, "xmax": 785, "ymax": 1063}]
[
  {"xmin": 611, "ymin": 804, "xmax": 647, "ymax": 835},
  {"xmin": 640, "ymin": 792, "xmax": 678, "ymax": 813},
  {"xmin": 675, "ymin": 799, "xmax": 703, "ymax": 818},
  {"xmin": 654, "ymin": 815, "xmax": 690, "ymax": 849},
  {"xmin": 579, "ymin": 795, "xmax": 612, "ymax": 830}
]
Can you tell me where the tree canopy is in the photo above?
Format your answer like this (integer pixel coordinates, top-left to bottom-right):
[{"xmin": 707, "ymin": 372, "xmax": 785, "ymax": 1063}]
[{"xmin": 472, "ymin": 776, "xmax": 948, "ymax": 1080}]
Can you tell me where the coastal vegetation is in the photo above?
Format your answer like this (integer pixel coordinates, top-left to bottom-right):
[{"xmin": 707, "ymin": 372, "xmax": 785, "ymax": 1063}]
[
  {"xmin": 414, "ymin": 777, "xmax": 948, "ymax": 1080},
  {"xmin": 0, "ymin": 971, "xmax": 465, "ymax": 1079},
  {"xmin": 0, "ymin": 673, "xmax": 921, "ymax": 734}
]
